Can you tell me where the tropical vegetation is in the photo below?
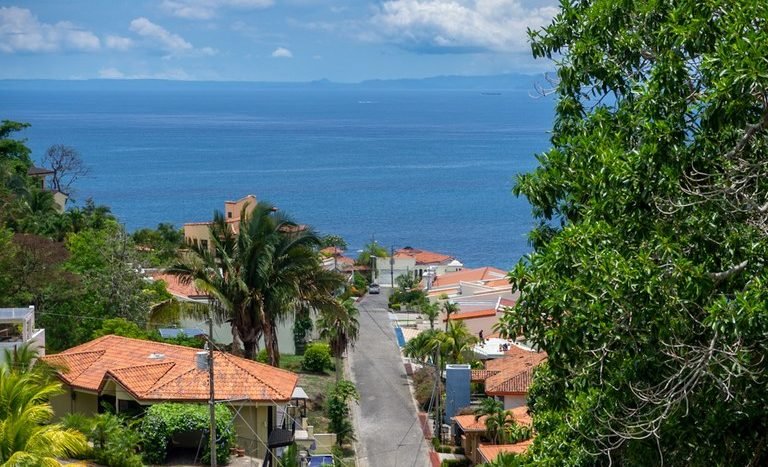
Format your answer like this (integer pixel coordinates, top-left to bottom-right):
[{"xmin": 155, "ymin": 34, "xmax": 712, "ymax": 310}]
[
  {"xmin": 171, "ymin": 201, "xmax": 345, "ymax": 366},
  {"xmin": 497, "ymin": 0, "xmax": 768, "ymax": 465},
  {"xmin": 317, "ymin": 297, "xmax": 360, "ymax": 382}
]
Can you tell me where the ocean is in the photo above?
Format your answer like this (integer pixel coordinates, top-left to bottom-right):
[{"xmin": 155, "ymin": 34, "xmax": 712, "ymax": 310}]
[{"xmin": 0, "ymin": 80, "xmax": 554, "ymax": 269}]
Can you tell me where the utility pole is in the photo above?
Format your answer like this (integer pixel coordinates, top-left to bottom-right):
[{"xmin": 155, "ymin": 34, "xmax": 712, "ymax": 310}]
[
  {"xmin": 390, "ymin": 245, "xmax": 395, "ymax": 288},
  {"xmin": 208, "ymin": 310, "xmax": 217, "ymax": 467}
]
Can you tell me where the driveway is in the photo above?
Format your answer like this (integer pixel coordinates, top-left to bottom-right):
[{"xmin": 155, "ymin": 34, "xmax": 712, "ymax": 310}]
[{"xmin": 349, "ymin": 291, "xmax": 430, "ymax": 467}]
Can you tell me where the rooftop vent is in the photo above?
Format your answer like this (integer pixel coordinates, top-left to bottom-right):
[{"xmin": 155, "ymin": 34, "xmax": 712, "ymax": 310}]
[
  {"xmin": 148, "ymin": 353, "xmax": 165, "ymax": 360},
  {"xmin": 196, "ymin": 351, "xmax": 209, "ymax": 371}
]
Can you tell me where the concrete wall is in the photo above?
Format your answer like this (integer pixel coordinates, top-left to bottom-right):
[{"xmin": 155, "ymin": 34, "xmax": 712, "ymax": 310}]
[
  {"xmin": 502, "ymin": 394, "xmax": 527, "ymax": 410},
  {"xmin": 451, "ymin": 315, "xmax": 498, "ymax": 338},
  {"xmin": 49, "ymin": 389, "xmax": 99, "ymax": 421},
  {"xmin": 183, "ymin": 223, "xmax": 210, "ymax": 250}
]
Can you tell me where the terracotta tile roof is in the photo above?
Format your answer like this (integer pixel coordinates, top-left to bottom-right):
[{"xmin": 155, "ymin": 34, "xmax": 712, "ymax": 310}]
[
  {"xmin": 454, "ymin": 407, "xmax": 532, "ymax": 434},
  {"xmin": 510, "ymin": 406, "xmax": 532, "ymax": 427},
  {"xmin": 394, "ymin": 247, "xmax": 454, "ymax": 265},
  {"xmin": 43, "ymin": 335, "xmax": 298, "ymax": 403},
  {"xmin": 152, "ymin": 273, "xmax": 208, "ymax": 300},
  {"xmin": 430, "ymin": 267, "xmax": 508, "ymax": 289},
  {"xmin": 484, "ymin": 347, "xmax": 547, "ymax": 396},
  {"xmin": 478, "ymin": 439, "xmax": 533, "ymax": 462},
  {"xmin": 446, "ymin": 308, "xmax": 497, "ymax": 321},
  {"xmin": 320, "ymin": 246, "xmax": 344, "ymax": 256},
  {"xmin": 453, "ymin": 414, "xmax": 489, "ymax": 432},
  {"xmin": 499, "ymin": 298, "xmax": 517, "ymax": 307},
  {"xmin": 471, "ymin": 369, "xmax": 499, "ymax": 382}
]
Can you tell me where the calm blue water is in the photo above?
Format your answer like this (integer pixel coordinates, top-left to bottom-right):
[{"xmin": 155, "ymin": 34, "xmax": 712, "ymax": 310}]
[{"xmin": 0, "ymin": 82, "xmax": 554, "ymax": 269}]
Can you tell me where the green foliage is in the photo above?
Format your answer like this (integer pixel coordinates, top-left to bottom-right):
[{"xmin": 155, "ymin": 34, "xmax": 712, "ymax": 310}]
[
  {"xmin": 281, "ymin": 443, "xmax": 299, "ymax": 467},
  {"xmin": 302, "ymin": 342, "xmax": 332, "ymax": 373},
  {"xmin": 292, "ymin": 308, "xmax": 313, "ymax": 355},
  {"xmin": 500, "ymin": 1, "xmax": 768, "ymax": 465},
  {"xmin": 440, "ymin": 459, "xmax": 471, "ymax": 467},
  {"xmin": 62, "ymin": 412, "xmax": 143, "ymax": 467},
  {"xmin": 140, "ymin": 403, "xmax": 234, "ymax": 465},
  {"xmin": 170, "ymin": 201, "xmax": 344, "ymax": 365},
  {"xmin": 326, "ymin": 380, "xmax": 359, "ymax": 446},
  {"xmin": 413, "ymin": 367, "xmax": 437, "ymax": 411},
  {"xmin": 256, "ymin": 348, "xmax": 269, "ymax": 363},
  {"xmin": 160, "ymin": 332, "xmax": 206, "ymax": 349},
  {"xmin": 92, "ymin": 318, "xmax": 149, "ymax": 340},
  {"xmin": 320, "ymin": 234, "xmax": 348, "ymax": 251},
  {"xmin": 132, "ymin": 223, "xmax": 183, "ymax": 267},
  {"xmin": 389, "ymin": 273, "xmax": 427, "ymax": 310},
  {"xmin": 0, "ymin": 364, "xmax": 88, "ymax": 464},
  {"xmin": 317, "ymin": 297, "xmax": 360, "ymax": 381}
]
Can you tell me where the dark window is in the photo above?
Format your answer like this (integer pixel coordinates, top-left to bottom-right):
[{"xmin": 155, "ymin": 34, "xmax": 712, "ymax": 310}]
[{"xmin": 227, "ymin": 211, "xmax": 232, "ymax": 219}]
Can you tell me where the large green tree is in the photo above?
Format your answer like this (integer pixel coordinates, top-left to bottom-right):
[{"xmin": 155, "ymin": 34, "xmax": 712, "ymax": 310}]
[{"xmin": 500, "ymin": 1, "xmax": 768, "ymax": 465}]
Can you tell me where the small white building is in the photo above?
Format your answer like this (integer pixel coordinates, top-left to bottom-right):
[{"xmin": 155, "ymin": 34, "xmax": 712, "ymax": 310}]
[
  {"xmin": 373, "ymin": 247, "xmax": 463, "ymax": 286},
  {"xmin": 0, "ymin": 306, "xmax": 46, "ymax": 362}
]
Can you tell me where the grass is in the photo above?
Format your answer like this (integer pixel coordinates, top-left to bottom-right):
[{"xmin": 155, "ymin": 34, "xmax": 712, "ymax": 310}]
[{"xmin": 278, "ymin": 354, "xmax": 336, "ymax": 433}]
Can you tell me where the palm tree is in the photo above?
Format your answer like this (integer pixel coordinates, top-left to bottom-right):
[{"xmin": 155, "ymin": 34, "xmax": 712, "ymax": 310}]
[
  {"xmin": 0, "ymin": 364, "xmax": 87, "ymax": 464},
  {"xmin": 317, "ymin": 298, "xmax": 360, "ymax": 383},
  {"xmin": 403, "ymin": 329, "xmax": 442, "ymax": 364},
  {"xmin": 419, "ymin": 300, "xmax": 440, "ymax": 330},
  {"xmin": 438, "ymin": 320, "xmax": 478, "ymax": 364},
  {"xmin": 172, "ymin": 201, "xmax": 343, "ymax": 366},
  {"xmin": 442, "ymin": 301, "xmax": 459, "ymax": 332},
  {"xmin": 484, "ymin": 409, "xmax": 515, "ymax": 444}
]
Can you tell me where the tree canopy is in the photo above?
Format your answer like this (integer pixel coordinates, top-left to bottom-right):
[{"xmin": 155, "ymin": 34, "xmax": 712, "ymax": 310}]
[{"xmin": 499, "ymin": 1, "xmax": 768, "ymax": 465}]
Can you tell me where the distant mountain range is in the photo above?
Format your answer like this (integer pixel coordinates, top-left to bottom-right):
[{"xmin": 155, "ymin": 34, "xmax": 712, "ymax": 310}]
[{"xmin": 0, "ymin": 73, "xmax": 545, "ymax": 91}]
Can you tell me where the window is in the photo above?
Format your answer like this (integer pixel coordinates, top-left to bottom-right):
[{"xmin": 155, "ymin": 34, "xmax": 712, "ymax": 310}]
[
  {"xmin": 227, "ymin": 211, "xmax": 232, "ymax": 219},
  {"xmin": 201, "ymin": 239, "xmax": 208, "ymax": 250}
]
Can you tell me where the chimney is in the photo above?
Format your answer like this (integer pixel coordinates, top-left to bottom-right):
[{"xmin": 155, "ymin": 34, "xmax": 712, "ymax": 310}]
[{"xmin": 196, "ymin": 351, "xmax": 209, "ymax": 371}]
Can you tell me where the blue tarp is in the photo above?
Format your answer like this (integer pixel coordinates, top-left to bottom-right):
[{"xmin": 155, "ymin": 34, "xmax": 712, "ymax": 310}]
[{"xmin": 394, "ymin": 326, "xmax": 406, "ymax": 347}]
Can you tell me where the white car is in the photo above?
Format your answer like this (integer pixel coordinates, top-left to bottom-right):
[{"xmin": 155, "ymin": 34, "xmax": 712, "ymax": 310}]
[{"xmin": 368, "ymin": 283, "xmax": 380, "ymax": 294}]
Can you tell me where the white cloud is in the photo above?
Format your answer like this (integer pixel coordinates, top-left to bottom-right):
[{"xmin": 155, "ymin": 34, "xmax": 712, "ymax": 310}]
[
  {"xmin": 0, "ymin": 6, "xmax": 100, "ymax": 53},
  {"xmin": 271, "ymin": 47, "xmax": 293, "ymax": 58},
  {"xmin": 129, "ymin": 17, "xmax": 217, "ymax": 56},
  {"xmin": 105, "ymin": 35, "xmax": 133, "ymax": 50},
  {"xmin": 370, "ymin": 0, "xmax": 558, "ymax": 53},
  {"xmin": 98, "ymin": 67, "xmax": 125, "ymax": 78},
  {"xmin": 161, "ymin": 0, "xmax": 274, "ymax": 20},
  {"xmin": 98, "ymin": 67, "xmax": 192, "ymax": 80}
]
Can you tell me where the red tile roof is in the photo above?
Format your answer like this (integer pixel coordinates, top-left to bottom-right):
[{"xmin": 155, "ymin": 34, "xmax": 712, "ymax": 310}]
[
  {"xmin": 471, "ymin": 369, "xmax": 499, "ymax": 382},
  {"xmin": 484, "ymin": 347, "xmax": 547, "ymax": 396},
  {"xmin": 152, "ymin": 273, "xmax": 208, "ymax": 300},
  {"xmin": 430, "ymin": 267, "xmax": 508, "ymax": 289},
  {"xmin": 453, "ymin": 414, "xmax": 489, "ymax": 432},
  {"xmin": 454, "ymin": 406, "xmax": 533, "ymax": 434},
  {"xmin": 478, "ymin": 439, "xmax": 533, "ymax": 462},
  {"xmin": 43, "ymin": 335, "xmax": 298, "ymax": 403},
  {"xmin": 394, "ymin": 247, "xmax": 454, "ymax": 265},
  {"xmin": 446, "ymin": 308, "xmax": 498, "ymax": 321}
]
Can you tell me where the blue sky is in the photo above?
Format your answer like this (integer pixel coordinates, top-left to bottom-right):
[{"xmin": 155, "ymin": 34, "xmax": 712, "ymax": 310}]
[{"xmin": 0, "ymin": 1, "xmax": 558, "ymax": 82}]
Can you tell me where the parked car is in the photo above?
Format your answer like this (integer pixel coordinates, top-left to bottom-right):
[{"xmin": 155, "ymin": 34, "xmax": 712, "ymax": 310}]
[{"xmin": 368, "ymin": 283, "xmax": 380, "ymax": 294}]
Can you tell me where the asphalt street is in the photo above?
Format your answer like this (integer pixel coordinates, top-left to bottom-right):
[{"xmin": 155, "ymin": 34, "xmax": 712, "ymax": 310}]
[{"xmin": 349, "ymin": 290, "xmax": 431, "ymax": 467}]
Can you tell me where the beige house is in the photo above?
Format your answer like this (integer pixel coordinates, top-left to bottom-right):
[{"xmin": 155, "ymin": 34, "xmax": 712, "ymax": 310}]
[
  {"xmin": 472, "ymin": 345, "xmax": 547, "ymax": 410},
  {"xmin": 452, "ymin": 406, "xmax": 532, "ymax": 464},
  {"xmin": 184, "ymin": 194, "xmax": 257, "ymax": 252},
  {"xmin": 44, "ymin": 335, "xmax": 299, "ymax": 462},
  {"xmin": 424, "ymin": 266, "xmax": 511, "ymax": 299}
]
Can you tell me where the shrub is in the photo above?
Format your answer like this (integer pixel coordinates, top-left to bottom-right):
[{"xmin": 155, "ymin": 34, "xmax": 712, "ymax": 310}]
[
  {"xmin": 62, "ymin": 412, "xmax": 143, "ymax": 467},
  {"xmin": 141, "ymin": 403, "xmax": 235, "ymax": 465},
  {"xmin": 453, "ymin": 446, "xmax": 465, "ymax": 455},
  {"xmin": 326, "ymin": 380, "xmax": 360, "ymax": 446},
  {"xmin": 256, "ymin": 348, "xmax": 269, "ymax": 363},
  {"xmin": 413, "ymin": 367, "xmax": 437, "ymax": 410},
  {"xmin": 302, "ymin": 342, "xmax": 332, "ymax": 373},
  {"xmin": 441, "ymin": 459, "xmax": 471, "ymax": 467}
]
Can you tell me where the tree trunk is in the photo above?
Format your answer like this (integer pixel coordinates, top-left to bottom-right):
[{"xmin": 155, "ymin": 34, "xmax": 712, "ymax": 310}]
[
  {"xmin": 335, "ymin": 355, "xmax": 342, "ymax": 384},
  {"xmin": 263, "ymin": 313, "xmax": 281, "ymax": 367}
]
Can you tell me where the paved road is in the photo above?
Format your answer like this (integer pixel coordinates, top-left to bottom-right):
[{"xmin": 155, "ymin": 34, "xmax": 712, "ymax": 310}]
[{"xmin": 349, "ymin": 291, "xmax": 430, "ymax": 467}]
